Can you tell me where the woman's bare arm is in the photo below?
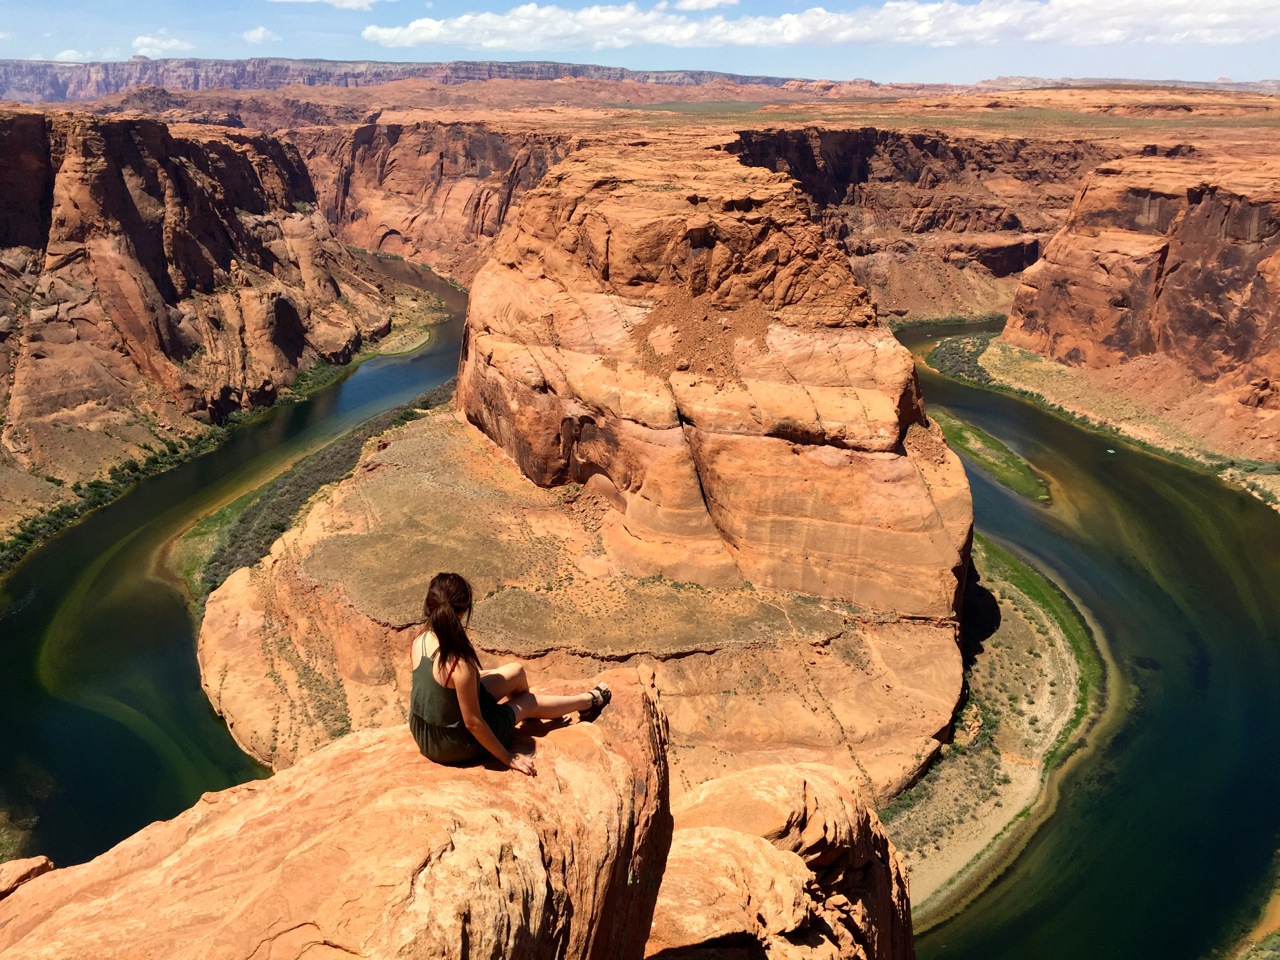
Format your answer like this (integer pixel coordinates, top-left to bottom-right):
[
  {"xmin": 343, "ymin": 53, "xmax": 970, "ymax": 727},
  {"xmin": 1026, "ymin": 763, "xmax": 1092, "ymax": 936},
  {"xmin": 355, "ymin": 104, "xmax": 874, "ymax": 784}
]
[{"xmin": 454, "ymin": 659, "xmax": 536, "ymax": 776}]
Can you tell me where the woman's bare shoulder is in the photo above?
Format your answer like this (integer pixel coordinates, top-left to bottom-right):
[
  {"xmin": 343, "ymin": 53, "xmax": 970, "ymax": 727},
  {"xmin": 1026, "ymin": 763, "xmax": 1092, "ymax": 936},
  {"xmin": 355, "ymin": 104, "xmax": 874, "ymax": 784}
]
[{"xmin": 410, "ymin": 630, "xmax": 439, "ymax": 669}]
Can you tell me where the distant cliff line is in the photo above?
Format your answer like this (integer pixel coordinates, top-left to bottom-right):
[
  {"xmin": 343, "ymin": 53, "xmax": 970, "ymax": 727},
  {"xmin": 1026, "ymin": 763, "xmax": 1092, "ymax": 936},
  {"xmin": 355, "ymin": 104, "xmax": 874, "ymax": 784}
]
[
  {"xmin": 0, "ymin": 57, "xmax": 818, "ymax": 102},
  {"xmin": 6, "ymin": 57, "xmax": 1278, "ymax": 105}
]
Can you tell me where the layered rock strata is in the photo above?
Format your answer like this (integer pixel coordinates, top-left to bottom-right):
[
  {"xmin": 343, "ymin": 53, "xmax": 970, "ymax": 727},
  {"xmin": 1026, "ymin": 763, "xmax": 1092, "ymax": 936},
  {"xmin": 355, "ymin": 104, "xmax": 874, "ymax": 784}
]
[
  {"xmin": 291, "ymin": 121, "xmax": 570, "ymax": 283},
  {"xmin": 457, "ymin": 134, "xmax": 972, "ymax": 614},
  {"xmin": 198, "ymin": 408, "xmax": 962, "ymax": 798},
  {"xmin": 648, "ymin": 764, "xmax": 912, "ymax": 960},
  {"xmin": 0, "ymin": 668, "xmax": 671, "ymax": 960},
  {"xmin": 0, "ymin": 58, "xmax": 814, "ymax": 104},
  {"xmin": 735, "ymin": 127, "xmax": 1119, "ymax": 318},
  {"xmin": 0, "ymin": 108, "xmax": 398, "ymax": 526},
  {"xmin": 1003, "ymin": 153, "xmax": 1280, "ymax": 454}
]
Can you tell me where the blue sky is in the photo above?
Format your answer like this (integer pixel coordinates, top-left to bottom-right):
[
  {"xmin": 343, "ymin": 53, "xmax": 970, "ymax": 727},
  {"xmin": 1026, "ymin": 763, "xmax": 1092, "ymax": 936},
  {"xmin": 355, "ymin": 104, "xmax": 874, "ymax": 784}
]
[{"xmin": 4, "ymin": 0, "xmax": 1279, "ymax": 85}]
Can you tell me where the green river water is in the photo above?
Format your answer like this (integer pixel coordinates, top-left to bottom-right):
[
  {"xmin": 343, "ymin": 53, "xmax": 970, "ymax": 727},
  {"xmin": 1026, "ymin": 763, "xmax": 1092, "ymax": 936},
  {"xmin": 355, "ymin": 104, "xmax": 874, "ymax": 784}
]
[
  {"xmin": 898, "ymin": 322, "xmax": 1280, "ymax": 960},
  {"xmin": 1, "ymin": 312, "xmax": 1278, "ymax": 959}
]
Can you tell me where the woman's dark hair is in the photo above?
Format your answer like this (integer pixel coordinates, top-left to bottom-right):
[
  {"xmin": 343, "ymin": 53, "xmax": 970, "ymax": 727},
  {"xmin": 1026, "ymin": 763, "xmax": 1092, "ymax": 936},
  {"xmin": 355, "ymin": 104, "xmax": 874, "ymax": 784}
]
[{"xmin": 424, "ymin": 572, "xmax": 479, "ymax": 668}]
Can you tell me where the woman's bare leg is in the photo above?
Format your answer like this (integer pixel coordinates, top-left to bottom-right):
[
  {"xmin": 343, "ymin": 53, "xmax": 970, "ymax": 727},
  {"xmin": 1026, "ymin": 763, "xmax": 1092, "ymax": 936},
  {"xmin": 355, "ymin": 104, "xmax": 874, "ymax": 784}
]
[
  {"xmin": 480, "ymin": 662, "xmax": 529, "ymax": 701},
  {"xmin": 507, "ymin": 683, "xmax": 608, "ymax": 724}
]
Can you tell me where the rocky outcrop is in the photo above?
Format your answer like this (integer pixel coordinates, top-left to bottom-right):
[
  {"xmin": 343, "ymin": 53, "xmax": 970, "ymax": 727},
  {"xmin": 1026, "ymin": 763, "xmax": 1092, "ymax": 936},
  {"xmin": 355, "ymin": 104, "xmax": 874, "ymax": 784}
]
[
  {"xmin": 735, "ymin": 127, "xmax": 1119, "ymax": 318},
  {"xmin": 0, "ymin": 855, "xmax": 53, "ymax": 901},
  {"xmin": 648, "ymin": 764, "xmax": 912, "ymax": 960},
  {"xmin": 1005, "ymin": 155, "xmax": 1280, "ymax": 384},
  {"xmin": 290, "ymin": 121, "xmax": 570, "ymax": 283},
  {"xmin": 1001, "ymin": 154, "xmax": 1280, "ymax": 458},
  {"xmin": 197, "ymin": 407, "xmax": 962, "ymax": 799},
  {"xmin": 0, "ymin": 108, "xmax": 398, "ymax": 521},
  {"xmin": 0, "ymin": 668, "xmax": 671, "ymax": 960},
  {"xmin": 458, "ymin": 134, "xmax": 971, "ymax": 613}
]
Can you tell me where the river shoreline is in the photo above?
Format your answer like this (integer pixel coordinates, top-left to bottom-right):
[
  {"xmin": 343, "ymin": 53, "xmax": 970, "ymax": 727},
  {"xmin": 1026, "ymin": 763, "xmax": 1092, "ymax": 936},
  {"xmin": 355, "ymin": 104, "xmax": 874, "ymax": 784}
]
[
  {"xmin": 885, "ymin": 534, "xmax": 1118, "ymax": 932},
  {"xmin": 0, "ymin": 289, "xmax": 449, "ymax": 581},
  {"xmin": 888, "ymin": 321, "xmax": 1120, "ymax": 933},
  {"xmin": 926, "ymin": 333, "xmax": 1280, "ymax": 514}
]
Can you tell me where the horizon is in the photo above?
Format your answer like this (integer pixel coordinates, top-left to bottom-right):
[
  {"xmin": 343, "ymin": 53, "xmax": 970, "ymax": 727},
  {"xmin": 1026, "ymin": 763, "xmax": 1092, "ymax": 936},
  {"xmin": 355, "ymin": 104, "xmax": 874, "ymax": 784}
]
[
  {"xmin": 4, "ymin": 0, "xmax": 1280, "ymax": 87},
  {"xmin": 3, "ymin": 53, "xmax": 1278, "ymax": 94}
]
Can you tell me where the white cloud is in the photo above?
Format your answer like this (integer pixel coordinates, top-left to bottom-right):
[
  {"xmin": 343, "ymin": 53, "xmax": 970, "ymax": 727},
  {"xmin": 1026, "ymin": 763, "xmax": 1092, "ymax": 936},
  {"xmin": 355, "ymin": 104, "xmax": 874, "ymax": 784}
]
[
  {"xmin": 674, "ymin": 0, "xmax": 737, "ymax": 8},
  {"xmin": 243, "ymin": 26, "xmax": 282, "ymax": 43},
  {"xmin": 270, "ymin": 0, "xmax": 384, "ymax": 10},
  {"xmin": 53, "ymin": 49, "xmax": 91, "ymax": 61},
  {"xmin": 132, "ymin": 31, "xmax": 195, "ymax": 57},
  {"xmin": 361, "ymin": 0, "xmax": 1280, "ymax": 51}
]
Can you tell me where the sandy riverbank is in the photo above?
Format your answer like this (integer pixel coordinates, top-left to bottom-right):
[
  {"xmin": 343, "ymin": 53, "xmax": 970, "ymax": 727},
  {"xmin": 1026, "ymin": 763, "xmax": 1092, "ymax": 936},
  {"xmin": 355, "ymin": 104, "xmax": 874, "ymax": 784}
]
[{"xmin": 879, "ymin": 535, "xmax": 1104, "ymax": 922}]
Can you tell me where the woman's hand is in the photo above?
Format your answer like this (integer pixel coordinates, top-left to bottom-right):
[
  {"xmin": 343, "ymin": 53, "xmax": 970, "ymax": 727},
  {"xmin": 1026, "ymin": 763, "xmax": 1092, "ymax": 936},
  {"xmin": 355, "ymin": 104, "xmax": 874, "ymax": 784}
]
[{"xmin": 508, "ymin": 753, "xmax": 537, "ymax": 777}]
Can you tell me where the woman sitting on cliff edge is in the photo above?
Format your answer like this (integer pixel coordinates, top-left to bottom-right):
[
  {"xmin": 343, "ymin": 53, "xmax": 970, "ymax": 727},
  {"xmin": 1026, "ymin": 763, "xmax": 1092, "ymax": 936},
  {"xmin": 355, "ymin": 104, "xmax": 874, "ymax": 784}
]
[{"xmin": 409, "ymin": 571, "xmax": 610, "ymax": 777}]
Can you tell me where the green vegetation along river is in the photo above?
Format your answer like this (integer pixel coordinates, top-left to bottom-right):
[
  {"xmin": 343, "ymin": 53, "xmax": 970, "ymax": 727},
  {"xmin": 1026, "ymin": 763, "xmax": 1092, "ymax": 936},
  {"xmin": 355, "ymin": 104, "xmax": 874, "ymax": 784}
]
[
  {"xmin": 898, "ymin": 321, "xmax": 1280, "ymax": 960},
  {"xmin": 0, "ymin": 262, "xmax": 466, "ymax": 867}
]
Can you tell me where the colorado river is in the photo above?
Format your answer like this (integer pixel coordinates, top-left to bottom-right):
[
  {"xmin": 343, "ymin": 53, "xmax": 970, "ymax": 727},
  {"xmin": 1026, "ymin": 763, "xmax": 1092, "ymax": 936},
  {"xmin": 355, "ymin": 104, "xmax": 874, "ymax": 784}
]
[
  {"xmin": 0, "ymin": 263, "xmax": 466, "ymax": 867},
  {"xmin": 898, "ymin": 322, "xmax": 1280, "ymax": 960}
]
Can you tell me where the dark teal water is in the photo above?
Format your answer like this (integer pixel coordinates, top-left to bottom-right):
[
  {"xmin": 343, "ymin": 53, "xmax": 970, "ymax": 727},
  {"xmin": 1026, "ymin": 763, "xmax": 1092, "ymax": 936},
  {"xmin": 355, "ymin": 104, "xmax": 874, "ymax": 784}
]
[
  {"xmin": 898, "ymin": 323, "xmax": 1280, "ymax": 960},
  {"xmin": 0, "ymin": 267, "xmax": 466, "ymax": 867}
]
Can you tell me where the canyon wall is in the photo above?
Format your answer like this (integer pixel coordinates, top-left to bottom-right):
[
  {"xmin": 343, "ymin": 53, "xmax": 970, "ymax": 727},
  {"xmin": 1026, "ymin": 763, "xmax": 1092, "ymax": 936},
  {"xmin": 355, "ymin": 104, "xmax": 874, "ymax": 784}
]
[
  {"xmin": 458, "ymin": 132, "xmax": 972, "ymax": 611},
  {"xmin": 735, "ymin": 127, "xmax": 1119, "ymax": 318},
  {"xmin": 0, "ymin": 108, "xmax": 399, "ymax": 531},
  {"xmin": 0, "ymin": 58, "xmax": 814, "ymax": 103},
  {"xmin": 1002, "ymin": 153, "xmax": 1280, "ymax": 455},
  {"xmin": 290, "ymin": 121, "xmax": 571, "ymax": 283}
]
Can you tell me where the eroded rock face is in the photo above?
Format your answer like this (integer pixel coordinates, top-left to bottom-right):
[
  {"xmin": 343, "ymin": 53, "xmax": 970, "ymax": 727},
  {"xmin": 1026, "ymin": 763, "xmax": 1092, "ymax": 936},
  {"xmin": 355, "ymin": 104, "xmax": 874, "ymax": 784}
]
[
  {"xmin": 1005, "ymin": 155, "xmax": 1280, "ymax": 389},
  {"xmin": 735, "ymin": 128, "xmax": 1119, "ymax": 318},
  {"xmin": 457, "ymin": 134, "xmax": 971, "ymax": 615},
  {"xmin": 648, "ymin": 764, "xmax": 912, "ymax": 960},
  {"xmin": 291, "ymin": 121, "xmax": 570, "ymax": 283},
  {"xmin": 0, "ymin": 668, "xmax": 671, "ymax": 960},
  {"xmin": 0, "ymin": 108, "xmax": 395, "ymax": 518},
  {"xmin": 198, "ymin": 407, "xmax": 961, "ymax": 800}
]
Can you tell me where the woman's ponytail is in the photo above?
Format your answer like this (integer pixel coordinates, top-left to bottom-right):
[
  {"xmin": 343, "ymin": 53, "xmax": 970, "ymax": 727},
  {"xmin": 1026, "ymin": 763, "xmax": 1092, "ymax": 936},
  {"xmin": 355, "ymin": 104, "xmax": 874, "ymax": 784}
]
[{"xmin": 424, "ymin": 572, "xmax": 478, "ymax": 668}]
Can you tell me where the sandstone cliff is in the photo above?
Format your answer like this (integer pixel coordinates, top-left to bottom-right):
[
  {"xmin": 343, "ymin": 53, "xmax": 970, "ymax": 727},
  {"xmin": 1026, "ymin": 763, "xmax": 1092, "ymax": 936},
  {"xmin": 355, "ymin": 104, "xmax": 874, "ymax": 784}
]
[
  {"xmin": 0, "ymin": 668, "xmax": 671, "ymax": 960},
  {"xmin": 0, "ymin": 108, "xmax": 400, "ymax": 531},
  {"xmin": 735, "ymin": 127, "xmax": 1119, "ymax": 318},
  {"xmin": 290, "ymin": 121, "xmax": 570, "ymax": 283},
  {"xmin": 1003, "ymin": 153, "xmax": 1280, "ymax": 457},
  {"xmin": 649, "ymin": 764, "xmax": 912, "ymax": 960},
  {"xmin": 198, "ymin": 406, "xmax": 962, "ymax": 799},
  {"xmin": 0, "ymin": 58, "xmax": 811, "ymax": 103},
  {"xmin": 457, "ymin": 133, "xmax": 972, "ymax": 613},
  {"xmin": 1, "ymin": 670, "xmax": 919, "ymax": 959}
]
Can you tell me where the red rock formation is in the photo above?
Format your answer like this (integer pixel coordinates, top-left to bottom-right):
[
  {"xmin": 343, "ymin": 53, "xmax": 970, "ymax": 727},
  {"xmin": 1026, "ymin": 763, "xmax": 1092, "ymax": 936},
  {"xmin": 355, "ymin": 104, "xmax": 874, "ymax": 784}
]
[
  {"xmin": 1005, "ymin": 155, "xmax": 1280, "ymax": 393},
  {"xmin": 0, "ymin": 856, "xmax": 53, "ymax": 901},
  {"xmin": 735, "ymin": 127, "xmax": 1119, "ymax": 318},
  {"xmin": 0, "ymin": 56, "xmax": 968, "ymax": 105},
  {"xmin": 0, "ymin": 668, "xmax": 671, "ymax": 960},
  {"xmin": 457, "ymin": 134, "xmax": 971, "ymax": 614},
  {"xmin": 197, "ymin": 405, "xmax": 962, "ymax": 799},
  {"xmin": 0, "ymin": 108, "xmax": 395, "ymax": 506},
  {"xmin": 648, "ymin": 764, "xmax": 912, "ymax": 959},
  {"xmin": 290, "ymin": 121, "xmax": 569, "ymax": 283}
]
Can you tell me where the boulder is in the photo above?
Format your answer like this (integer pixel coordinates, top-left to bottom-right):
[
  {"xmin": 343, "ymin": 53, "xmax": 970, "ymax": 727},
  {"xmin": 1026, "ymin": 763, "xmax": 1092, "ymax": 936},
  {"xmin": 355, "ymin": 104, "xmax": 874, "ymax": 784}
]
[{"xmin": 648, "ymin": 764, "xmax": 912, "ymax": 960}]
